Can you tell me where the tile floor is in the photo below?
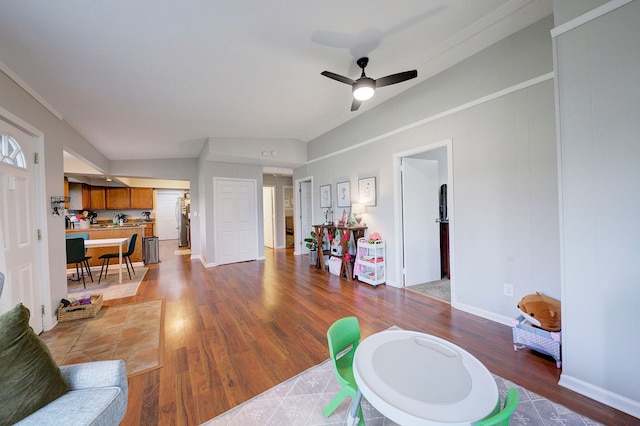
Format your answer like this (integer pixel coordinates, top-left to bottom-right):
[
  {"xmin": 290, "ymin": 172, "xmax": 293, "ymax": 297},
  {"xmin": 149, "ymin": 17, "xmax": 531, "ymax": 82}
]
[{"xmin": 40, "ymin": 299, "xmax": 163, "ymax": 376}]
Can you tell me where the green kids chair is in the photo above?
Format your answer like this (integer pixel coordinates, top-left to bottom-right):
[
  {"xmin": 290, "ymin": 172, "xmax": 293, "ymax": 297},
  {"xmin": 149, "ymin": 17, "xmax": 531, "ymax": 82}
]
[{"xmin": 323, "ymin": 316, "xmax": 365, "ymax": 425}]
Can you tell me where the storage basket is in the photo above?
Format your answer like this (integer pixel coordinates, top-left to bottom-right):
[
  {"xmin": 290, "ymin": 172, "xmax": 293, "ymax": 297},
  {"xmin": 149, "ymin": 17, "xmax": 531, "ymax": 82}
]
[
  {"xmin": 58, "ymin": 294, "xmax": 103, "ymax": 322},
  {"xmin": 512, "ymin": 315, "xmax": 561, "ymax": 368}
]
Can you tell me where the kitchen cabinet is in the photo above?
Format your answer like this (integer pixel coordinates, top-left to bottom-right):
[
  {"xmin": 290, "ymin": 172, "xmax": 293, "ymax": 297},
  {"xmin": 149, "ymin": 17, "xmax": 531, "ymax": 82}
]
[
  {"xmin": 82, "ymin": 184, "xmax": 91, "ymax": 210},
  {"xmin": 106, "ymin": 187, "xmax": 131, "ymax": 210},
  {"xmin": 90, "ymin": 186, "xmax": 106, "ymax": 210},
  {"xmin": 130, "ymin": 188, "xmax": 154, "ymax": 209},
  {"xmin": 64, "ymin": 177, "xmax": 70, "ymax": 209},
  {"xmin": 143, "ymin": 223, "xmax": 155, "ymax": 237},
  {"xmin": 68, "ymin": 183, "xmax": 92, "ymax": 210}
]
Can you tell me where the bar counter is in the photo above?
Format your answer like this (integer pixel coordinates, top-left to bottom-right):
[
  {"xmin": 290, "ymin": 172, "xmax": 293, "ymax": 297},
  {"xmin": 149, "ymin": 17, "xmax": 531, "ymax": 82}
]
[{"xmin": 66, "ymin": 225, "xmax": 146, "ymax": 267}]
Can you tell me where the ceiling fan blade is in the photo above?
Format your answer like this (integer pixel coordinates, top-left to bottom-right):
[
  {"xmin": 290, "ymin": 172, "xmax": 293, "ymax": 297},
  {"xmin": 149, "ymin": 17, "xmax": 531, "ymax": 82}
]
[
  {"xmin": 375, "ymin": 70, "xmax": 417, "ymax": 88},
  {"xmin": 351, "ymin": 99, "xmax": 362, "ymax": 111},
  {"xmin": 321, "ymin": 71, "xmax": 355, "ymax": 85}
]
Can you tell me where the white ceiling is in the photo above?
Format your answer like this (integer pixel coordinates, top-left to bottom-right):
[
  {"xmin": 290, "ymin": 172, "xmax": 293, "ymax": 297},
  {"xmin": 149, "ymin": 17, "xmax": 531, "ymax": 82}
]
[{"xmin": 0, "ymin": 1, "xmax": 552, "ymax": 163}]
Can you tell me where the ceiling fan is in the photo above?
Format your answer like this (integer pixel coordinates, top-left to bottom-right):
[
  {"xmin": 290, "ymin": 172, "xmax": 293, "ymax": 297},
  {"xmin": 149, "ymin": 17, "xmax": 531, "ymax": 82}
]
[{"xmin": 321, "ymin": 57, "xmax": 417, "ymax": 111}]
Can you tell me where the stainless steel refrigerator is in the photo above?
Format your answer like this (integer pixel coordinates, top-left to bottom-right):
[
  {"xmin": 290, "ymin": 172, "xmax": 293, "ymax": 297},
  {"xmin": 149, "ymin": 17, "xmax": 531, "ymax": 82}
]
[{"xmin": 176, "ymin": 196, "xmax": 190, "ymax": 247}]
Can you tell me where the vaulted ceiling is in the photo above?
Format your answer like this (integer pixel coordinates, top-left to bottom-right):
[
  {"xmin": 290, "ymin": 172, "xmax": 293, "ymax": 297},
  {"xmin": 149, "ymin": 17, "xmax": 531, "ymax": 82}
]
[{"xmin": 0, "ymin": 1, "xmax": 552, "ymax": 163}]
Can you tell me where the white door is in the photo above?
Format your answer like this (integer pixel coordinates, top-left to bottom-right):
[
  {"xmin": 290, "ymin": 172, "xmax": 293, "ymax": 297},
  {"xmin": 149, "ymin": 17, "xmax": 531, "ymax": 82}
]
[
  {"xmin": 155, "ymin": 190, "xmax": 182, "ymax": 240},
  {"xmin": 402, "ymin": 158, "xmax": 441, "ymax": 286},
  {"xmin": 0, "ymin": 120, "xmax": 41, "ymax": 331},
  {"xmin": 263, "ymin": 186, "xmax": 274, "ymax": 248},
  {"xmin": 299, "ymin": 180, "xmax": 312, "ymax": 255},
  {"xmin": 215, "ymin": 178, "xmax": 257, "ymax": 265}
]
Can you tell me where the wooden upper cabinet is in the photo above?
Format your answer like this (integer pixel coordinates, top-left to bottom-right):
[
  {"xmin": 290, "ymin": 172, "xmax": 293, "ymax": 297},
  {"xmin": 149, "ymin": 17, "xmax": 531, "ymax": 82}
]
[
  {"xmin": 90, "ymin": 186, "xmax": 106, "ymax": 210},
  {"xmin": 106, "ymin": 187, "xmax": 130, "ymax": 210},
  {"xmin": 64, "ymin": 177, "xmax": 69, "ymax": 209},
  {"xmin": 81, "ymin": 184, "xmax": 92, "ymax": 210},
  {"xmin": 130, "ymin": 188, "xmax": 154, "ymax": 209}
]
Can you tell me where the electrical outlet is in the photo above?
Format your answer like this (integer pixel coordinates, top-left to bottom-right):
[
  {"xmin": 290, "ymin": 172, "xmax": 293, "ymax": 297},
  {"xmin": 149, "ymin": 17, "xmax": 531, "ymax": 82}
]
[{"xmin": 504, "ymin": 283, "xmax": 513, "ymax": 297}]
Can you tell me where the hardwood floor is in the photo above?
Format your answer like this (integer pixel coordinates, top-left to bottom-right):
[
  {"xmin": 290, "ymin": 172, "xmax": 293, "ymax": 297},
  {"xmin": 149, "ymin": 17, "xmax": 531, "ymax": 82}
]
[{"xmin": 102, "ymin": 241, "xmax": 635, "ymax": 425}]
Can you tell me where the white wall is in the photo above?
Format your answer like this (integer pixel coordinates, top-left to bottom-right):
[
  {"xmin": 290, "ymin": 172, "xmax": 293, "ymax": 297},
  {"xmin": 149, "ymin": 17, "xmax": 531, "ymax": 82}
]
[
  {"xmin": 553, "ymin": 0, "xmax": 640, "ymax": 416},
  {"xmin": 297, "ymin": 16, "xmax": 559, "ymax": 322}
]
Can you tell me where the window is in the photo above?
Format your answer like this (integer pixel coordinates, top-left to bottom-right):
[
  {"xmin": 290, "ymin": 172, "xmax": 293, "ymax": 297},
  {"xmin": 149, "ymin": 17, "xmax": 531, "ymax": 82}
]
[{"xmin": 0, "ymin": 133, "xmax": 26, "ymax": 168}]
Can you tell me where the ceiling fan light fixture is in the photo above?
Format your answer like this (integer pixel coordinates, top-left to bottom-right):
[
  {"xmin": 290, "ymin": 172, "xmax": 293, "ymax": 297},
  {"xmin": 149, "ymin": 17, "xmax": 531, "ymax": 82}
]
[{"xmin": 352, "ymin": 78, "xmax": 375, "ymax": 101}]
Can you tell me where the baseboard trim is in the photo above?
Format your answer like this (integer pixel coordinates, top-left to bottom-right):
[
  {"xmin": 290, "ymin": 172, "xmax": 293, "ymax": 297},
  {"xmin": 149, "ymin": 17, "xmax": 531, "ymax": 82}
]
[
  {"xmin": 452, "ymin": 301, "xmax": 513, "ymax": 327},
  {"xmin": 559, "ymin": 374, "xmax": 640, "ymax": 418}
]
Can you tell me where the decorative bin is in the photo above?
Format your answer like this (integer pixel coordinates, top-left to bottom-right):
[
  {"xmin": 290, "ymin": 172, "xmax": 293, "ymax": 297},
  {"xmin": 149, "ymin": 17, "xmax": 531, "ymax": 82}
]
[
  {"xmin": 58, "ymin": 294, "xmax": 103, "ymax": 322},
  {"xmin": 512, "ymin": 315, "xmax": 562, "ymax": 368}
]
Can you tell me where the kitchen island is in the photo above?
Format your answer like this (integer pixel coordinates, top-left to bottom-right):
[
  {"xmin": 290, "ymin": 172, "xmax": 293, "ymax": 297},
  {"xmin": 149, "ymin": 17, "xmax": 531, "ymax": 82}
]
[{"xmin": 66, "ymin": 224, "xmax": 147, "ymax": 267}]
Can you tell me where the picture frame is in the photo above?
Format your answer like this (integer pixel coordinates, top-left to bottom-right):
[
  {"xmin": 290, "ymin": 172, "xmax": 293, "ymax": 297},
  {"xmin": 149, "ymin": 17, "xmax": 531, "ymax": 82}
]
[
  {"xmin": 358, "ymin": 177, "xmax": 376, "ymax": 206},
  {"xmin": 320, "ymin": 184, "xmax": 331, "ymax": 208},
  {"xmin": 336, "ymin": 181, "xmax": 351, "ymax": 207}
]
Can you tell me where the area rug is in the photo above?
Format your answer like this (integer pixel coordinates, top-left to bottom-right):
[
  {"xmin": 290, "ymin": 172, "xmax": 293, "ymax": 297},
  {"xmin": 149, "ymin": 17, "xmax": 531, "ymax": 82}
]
[
  {"xmin": 406, "ymin": 278, "xmax": 451, "ymax": 303},
  {"xmin": 67, "ymin": 266, "xmax": 148, "ymax": 301},
  {"xmin": 202, "ymin": 359, "xmax": 599, "ymax": 426},
  {"xmin": 41, "ymin": 299, "xmax": 164, "ymax": 377},
  {"xmin": 174, "ymin": 248, "xmax": 191, "ymax": 255}
]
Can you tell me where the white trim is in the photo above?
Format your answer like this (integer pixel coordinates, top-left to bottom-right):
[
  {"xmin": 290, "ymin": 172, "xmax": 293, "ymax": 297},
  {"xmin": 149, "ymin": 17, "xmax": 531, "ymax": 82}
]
[
  {"xmin": 550, "ymin": 0, "xmax": 633, "ymax": 38},
  {"xmin": 307, "ymin": 72, "xmax": 554, "ymax": 165},
  {"xmin": 559, "ymin": 374, "xmax": 640, "ymax": 419},
  {"xmin": 0, "ymin": 60, "xmax": 63, "ymax": 120},
  {"xmin": 452, "ymin": 302, "xmax": 513, "ymax": 327}
]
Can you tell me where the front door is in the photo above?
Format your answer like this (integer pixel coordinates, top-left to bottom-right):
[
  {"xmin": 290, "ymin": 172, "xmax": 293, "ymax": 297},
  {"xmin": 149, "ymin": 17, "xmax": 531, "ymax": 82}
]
[{"xmin": 0, "ymin": 119, "xmax": 42, "ymax": 331}]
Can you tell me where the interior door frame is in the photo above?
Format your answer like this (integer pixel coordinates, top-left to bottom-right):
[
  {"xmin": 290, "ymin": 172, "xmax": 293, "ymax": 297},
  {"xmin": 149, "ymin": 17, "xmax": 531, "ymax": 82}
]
[
  {"xmin": 262, "ymin": 186, "xmax": 275, "ymax": 248},
  {"xmin": 294, "ymin": 176, "xmax": 313, "ymax": 256},
  {"xmin": 393, "ymin": 139, "xmax": 455, "ymax": 299}
]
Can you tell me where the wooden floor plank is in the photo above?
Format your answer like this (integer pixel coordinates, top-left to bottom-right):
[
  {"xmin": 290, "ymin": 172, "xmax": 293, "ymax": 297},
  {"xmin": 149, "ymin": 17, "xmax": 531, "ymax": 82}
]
[{"xmin": 99, "ymin": 241, "xmax": 637, "ymax": 425}]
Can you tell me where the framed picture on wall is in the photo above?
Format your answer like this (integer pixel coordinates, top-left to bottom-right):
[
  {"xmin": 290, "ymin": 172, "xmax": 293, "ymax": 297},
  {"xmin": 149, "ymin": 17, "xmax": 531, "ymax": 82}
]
[
  {"xmin": 358, "ymin": 177, "xmax": 376, "ymax": 206},
  {"xmin": 320, "ymin": 184, "xmax": 331, "ymax": 208},
  {"xmin": 336, "ymin": 181, "xmax": 351, "ymax": 207}
]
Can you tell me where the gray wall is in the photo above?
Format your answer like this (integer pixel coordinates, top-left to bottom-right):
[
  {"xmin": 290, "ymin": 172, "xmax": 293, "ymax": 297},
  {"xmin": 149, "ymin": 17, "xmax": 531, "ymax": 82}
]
[
  {"xmin": 297, "ymin": 16, "xmax": 559, "ymax": 322},
  {"xmin": 553, "ymin": 0, "xmax": 640, "ymax": 415}
]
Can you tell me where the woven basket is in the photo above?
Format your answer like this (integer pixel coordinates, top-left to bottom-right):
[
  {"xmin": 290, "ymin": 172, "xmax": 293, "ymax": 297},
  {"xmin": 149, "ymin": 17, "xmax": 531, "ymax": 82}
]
[{"xmin": 58, "ymin": 294, "xmax": 103, "ymax": 322}]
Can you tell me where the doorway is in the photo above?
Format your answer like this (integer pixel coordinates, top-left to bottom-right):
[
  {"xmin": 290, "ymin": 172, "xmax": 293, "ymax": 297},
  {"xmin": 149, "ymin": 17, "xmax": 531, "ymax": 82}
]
[
  {"xmin": 263, "ymin": 186, "xmax": 275, "ymax": 248},
  {"xmin": 155, "ymin": 189, "xmax": 182, "ymax": 241},
  {"xmin": 295, "ymin": 177, "xmax": 312, "ymax": 256},
  {"xmin": 395, "ymin": 140, "xmax": 453, "ymax": 303},
  {"xmin": 283, "ymin": 186, "xmax": 294, "ymax": 248}
]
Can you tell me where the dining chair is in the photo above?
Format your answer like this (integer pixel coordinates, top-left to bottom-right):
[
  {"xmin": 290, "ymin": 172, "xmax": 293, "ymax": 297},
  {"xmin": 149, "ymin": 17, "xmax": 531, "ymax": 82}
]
[
  {"xmin": 98, "ymin": 233, "xmax": 137, "ymax": 283},
  {"xmin": 66, "ymin": 237, "xmax": 93, "ymax": 288},
  {"xmin": 323, "ymin": 316, "xmax": 365, "ymax": 425},
  {"xmin": 477, "ymin": 387, "xmax": 519, "ymax": 426}
]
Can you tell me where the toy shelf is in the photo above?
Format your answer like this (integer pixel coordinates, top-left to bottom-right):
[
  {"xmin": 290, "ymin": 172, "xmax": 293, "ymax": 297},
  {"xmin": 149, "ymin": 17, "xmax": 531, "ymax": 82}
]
[{"xmin": 355, "ymin": 239, "xmax": 385, "ymax": 287}]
